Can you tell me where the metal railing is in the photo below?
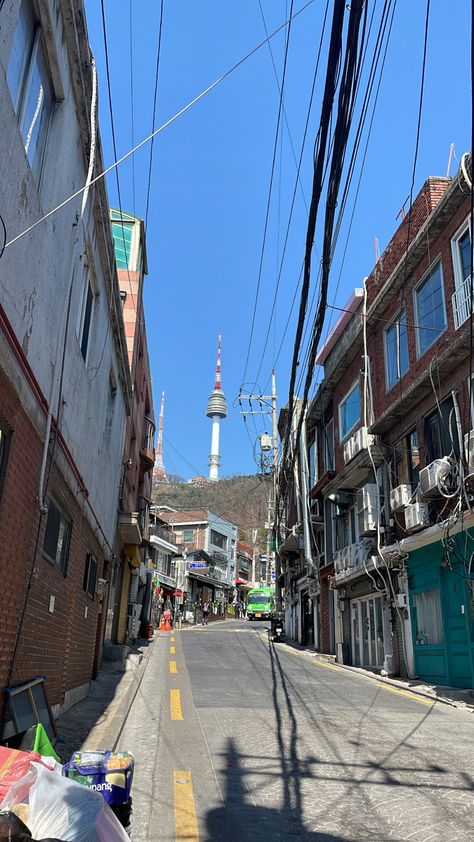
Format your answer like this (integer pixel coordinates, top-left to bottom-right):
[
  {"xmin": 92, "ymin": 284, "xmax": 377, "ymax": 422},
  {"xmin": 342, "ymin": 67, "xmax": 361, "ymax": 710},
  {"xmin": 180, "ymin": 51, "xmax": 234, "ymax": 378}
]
[
  {"xmin": 452, "ymin": 275, "xmax": 472, "ymax": 330},
  {"xmin": 149, "ymin": 522, "xmax": 177, "ymax": 545}
]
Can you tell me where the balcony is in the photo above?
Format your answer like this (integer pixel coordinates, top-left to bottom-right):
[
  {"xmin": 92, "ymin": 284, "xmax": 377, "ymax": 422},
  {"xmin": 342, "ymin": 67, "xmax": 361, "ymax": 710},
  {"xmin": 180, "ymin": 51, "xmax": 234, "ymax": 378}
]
[
  {"xmin": 325, "ymin": 441, "xmax": 386, "ymax": 495},
  {"xmin": 333, "ymin": 539, "xmax": 373, "ymax": 583},
  {"xmin": 140, "ymin": 416, "xmax": 156, "ymax": 471},
  {"xmin": 452, "ymin": 276, "xmax": 472, "ymax": 330},
  {"xmin": 118, "ymin": 512, "xmax": 142, "ymax": 545},
  {"xmin": 149, "ymin": 522, "xmax": 177, "ymax": 546}
]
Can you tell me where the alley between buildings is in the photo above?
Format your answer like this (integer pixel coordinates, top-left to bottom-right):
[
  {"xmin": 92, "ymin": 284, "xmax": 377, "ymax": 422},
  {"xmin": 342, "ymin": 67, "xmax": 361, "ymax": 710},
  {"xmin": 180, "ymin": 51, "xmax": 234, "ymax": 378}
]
[{"xmin": 111, "ymin": 620, "xmax": 474, "ymax": 841}]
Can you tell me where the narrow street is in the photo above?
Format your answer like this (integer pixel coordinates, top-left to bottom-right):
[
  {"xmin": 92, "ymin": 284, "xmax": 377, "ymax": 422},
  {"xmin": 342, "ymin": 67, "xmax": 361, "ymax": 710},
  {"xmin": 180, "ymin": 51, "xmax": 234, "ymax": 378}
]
[{"xmin": 117, "ymin": 621, "xmax": 474, "ymax": 841}]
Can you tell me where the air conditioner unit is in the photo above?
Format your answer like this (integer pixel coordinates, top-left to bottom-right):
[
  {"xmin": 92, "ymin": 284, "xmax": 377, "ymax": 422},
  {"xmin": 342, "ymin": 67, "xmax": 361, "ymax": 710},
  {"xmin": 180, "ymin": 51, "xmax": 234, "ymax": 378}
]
[
  {"xmin": 419, "ymin": 458, "xmax": 451, "ymax": 498},
  {"xmin": 404, "ymin": 502, "xmax": 430, "ymax": 532},
  {"xmin": 357, "ymin": 484, "xmax": 379, "ymax": 535},
  {"xmin": 343, "ymin": 436, "xmax": 355, "ymax": 464},
  {"xmin": 353, "ymin": 426, "xmax": 376, "ymax": 458},
  {"xmin": 390, "ymin": 484, "xmax": 412, "ymax": 513},
  {"xmin": 464, "ymin": 430, "xmax": 474, "ymax": 471}
]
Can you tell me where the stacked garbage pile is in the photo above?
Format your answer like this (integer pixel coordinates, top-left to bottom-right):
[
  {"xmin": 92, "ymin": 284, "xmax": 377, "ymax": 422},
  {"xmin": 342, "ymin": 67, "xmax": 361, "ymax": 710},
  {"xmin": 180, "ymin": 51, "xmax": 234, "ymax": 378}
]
[{"xmin": 0, "ymin": 739, "xmax": 134, "ymax": 841}]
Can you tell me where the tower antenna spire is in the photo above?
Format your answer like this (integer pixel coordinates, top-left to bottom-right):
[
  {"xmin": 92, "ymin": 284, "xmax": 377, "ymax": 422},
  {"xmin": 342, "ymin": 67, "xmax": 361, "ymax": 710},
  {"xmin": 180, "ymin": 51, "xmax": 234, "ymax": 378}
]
[
  {"xmin": 154, "ymin": 391, "xmax": 167, "ymax": 481},
  {"xmin": 206, "ymin": 335, "xmax": 227, "ymax": 481}
]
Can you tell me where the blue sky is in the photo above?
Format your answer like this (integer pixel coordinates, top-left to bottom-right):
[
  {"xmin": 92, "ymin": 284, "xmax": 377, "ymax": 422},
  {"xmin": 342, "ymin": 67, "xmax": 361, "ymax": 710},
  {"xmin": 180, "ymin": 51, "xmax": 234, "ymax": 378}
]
[{"xmin": 84, "ymin": 0, "xmax": 470, "ymax": 480}]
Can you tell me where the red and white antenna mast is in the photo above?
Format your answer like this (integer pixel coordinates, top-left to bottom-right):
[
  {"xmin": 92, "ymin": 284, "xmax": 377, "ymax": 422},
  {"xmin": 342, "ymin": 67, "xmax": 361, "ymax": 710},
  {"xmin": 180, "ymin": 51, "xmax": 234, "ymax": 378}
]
[{"xmin": 153, "ymin": 391, "xmax": 167, "ymax": 481}]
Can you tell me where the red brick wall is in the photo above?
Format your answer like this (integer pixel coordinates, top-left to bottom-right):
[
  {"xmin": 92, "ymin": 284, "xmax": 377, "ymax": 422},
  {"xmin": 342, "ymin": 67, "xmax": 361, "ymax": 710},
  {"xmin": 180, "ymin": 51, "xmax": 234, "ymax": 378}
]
[
  {"xmin": 0, "ymin": 368, "xmax": 106, "ymax": 714},
  {"xmin": 319, "ymin": 567, "xmax": 334, "ymax": 653}
]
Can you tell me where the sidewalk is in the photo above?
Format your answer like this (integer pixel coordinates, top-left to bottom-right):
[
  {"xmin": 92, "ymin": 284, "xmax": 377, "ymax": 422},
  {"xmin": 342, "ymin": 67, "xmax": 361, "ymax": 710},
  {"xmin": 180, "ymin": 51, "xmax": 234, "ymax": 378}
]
[
  {"xmin": 259, "ymin": 632, "xmax": 474, "ymax": 714},
  {"xmin": 54, "ymin": 636, "xmax": 157, "ymax": 763}
]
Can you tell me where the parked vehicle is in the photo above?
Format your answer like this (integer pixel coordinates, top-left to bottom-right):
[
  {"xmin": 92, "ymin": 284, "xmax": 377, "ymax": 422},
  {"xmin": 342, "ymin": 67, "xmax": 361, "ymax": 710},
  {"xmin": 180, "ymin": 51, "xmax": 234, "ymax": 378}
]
[{"xmin": 268, "ymin": 616, "xmax": 285, "ymax": 642}]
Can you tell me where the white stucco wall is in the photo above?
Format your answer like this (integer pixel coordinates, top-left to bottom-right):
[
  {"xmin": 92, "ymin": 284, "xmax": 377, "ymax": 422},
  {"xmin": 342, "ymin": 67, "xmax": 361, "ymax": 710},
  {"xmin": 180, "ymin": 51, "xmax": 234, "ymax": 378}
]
[
  {"xmin": 205, "ymin": 511, "xmax": 237, "ymax": 584},
  {"xmin": 0, "ymin": 0, "xmax": 130, "ymax": 546}
]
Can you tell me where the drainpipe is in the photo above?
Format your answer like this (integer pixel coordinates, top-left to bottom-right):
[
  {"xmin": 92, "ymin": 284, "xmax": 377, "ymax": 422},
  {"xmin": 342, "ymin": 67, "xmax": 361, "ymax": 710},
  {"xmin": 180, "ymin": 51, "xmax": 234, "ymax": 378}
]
[{"xmin": 300, "ymin": 408, "xmax": 316, "ymax": 578}]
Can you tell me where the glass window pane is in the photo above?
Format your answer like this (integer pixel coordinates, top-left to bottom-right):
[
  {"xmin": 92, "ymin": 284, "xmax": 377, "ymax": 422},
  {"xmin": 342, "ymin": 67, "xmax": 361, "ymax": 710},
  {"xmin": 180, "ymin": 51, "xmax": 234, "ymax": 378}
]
[
  {"xmin": 459, "ymin": 230, "xmax": 472, "ymax": 282},
  {"xmin": 340, "ymin": 383, "xmax": 360, "ymax": 440},
  {"xmin": 112, "ymin": 221, "xmax": 133, "ymax": 269},
  {"xmin": 416, "ymin": 264, "xmax": 446, "ymax": 356},
  {"xmin": 408, "ymin": 430, "xmax": 420, "ymax": 486},
  {"xmin": 7, "ymin": 2, "xmax": 35, "ymax": 112},
  {"xmin": 20, "ymin": 37, "xmax": 52, "ymax": 179},
  {"xmin": 414, "ymin": 589, "xmax": 443, "ymax": 645}
]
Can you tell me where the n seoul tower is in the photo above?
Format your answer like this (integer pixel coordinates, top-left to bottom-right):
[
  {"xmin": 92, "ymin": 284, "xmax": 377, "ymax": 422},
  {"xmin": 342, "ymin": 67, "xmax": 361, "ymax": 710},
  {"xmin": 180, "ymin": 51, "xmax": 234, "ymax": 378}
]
[{"xmin": 206, "ymin": 336, "xmax": 227, "ymax": 481}]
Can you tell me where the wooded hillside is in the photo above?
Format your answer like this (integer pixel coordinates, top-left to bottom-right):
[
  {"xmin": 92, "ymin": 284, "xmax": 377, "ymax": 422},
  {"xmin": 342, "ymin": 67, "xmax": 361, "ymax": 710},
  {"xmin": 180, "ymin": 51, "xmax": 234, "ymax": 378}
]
[{"xmin": 152, "ymin": 474, "xmax": 271, "ymax": 544}]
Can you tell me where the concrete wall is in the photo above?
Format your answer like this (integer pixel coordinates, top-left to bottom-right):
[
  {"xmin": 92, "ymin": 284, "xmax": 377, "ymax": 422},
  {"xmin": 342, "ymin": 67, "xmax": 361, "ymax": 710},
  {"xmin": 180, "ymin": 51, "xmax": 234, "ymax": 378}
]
[{"xmin": 0, "ymin": 0, "xmax": 130, "ymax": 548}]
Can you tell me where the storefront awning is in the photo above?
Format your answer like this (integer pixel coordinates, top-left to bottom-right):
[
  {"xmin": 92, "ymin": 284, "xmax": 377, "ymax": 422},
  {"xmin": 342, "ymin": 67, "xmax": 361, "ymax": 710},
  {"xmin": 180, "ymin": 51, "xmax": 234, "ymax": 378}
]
[{"xmin": 188, "ymin": 571, "xmax": 232, "ymax": 589}]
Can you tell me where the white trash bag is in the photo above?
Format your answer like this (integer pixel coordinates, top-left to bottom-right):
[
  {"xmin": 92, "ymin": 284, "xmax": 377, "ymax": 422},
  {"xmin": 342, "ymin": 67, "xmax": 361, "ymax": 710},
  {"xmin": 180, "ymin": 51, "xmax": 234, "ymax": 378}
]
[{"xmin": 1, "ymin": 762, "xmax": 130, "ymax": 842}]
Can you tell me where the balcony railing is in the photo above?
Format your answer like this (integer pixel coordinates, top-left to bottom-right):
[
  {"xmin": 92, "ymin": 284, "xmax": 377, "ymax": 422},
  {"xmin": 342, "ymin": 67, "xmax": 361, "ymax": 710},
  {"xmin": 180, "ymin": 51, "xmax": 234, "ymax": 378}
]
[
  {"xmin": 452, "ymin": 276, "xmax": 472, "ymax": 330},
  {"xmin": 333, "ymin": 540, "xmax": 373, "ymax": 576},
  {"xmin": 149, "ymin": 522, "xmax": 177, "ymax": 546}
]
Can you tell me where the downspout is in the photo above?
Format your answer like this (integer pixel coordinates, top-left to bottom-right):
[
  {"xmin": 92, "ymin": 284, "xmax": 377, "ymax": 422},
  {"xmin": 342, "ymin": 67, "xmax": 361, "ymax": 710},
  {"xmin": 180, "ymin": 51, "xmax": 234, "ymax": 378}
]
[{"xmin": 300, "ymin": 408, "xmax": 316, "ymax": 578}]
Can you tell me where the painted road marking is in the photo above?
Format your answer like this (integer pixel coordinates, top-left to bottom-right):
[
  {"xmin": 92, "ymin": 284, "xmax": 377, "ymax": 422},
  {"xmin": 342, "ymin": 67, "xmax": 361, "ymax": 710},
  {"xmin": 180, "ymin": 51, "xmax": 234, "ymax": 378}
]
[
  {"xmin": 170, "ymin": 689, "xmax": 183, "ymax": 720},
  {"xmin": 171, "ymin": 636, "xmax": 175, "ymax": 642},
  {"xmin": 170, "ymin": 660, "xmax": 177, "ymax": 673},
  {"xmin": 174, "ymin": 770, "xmax": 199, "ymax": 841},
  {"xmin": 378, "ymin": 683, "xmax": 434, "ymax": 706},
  {"xmin": 170, "ymin": 646, "xmax": 176, "ymax": 654}
]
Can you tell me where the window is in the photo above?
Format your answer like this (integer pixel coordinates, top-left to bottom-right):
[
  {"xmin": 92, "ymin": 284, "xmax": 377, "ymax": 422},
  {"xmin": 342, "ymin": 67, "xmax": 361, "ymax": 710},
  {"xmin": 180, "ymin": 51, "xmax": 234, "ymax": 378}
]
[
  {"xmin": 424, "ymin": 396, "xmax": 459, "ymax": 462},
  {"xmin": 7, "ymin": 1, "xmax": 53, "ymax": 181},
  {"xmin": 77, "ymin": 261, "xmax": 96, "ymax": 363},
  {"xmin": 0, "ymin": 424, "xmax": 11, "ymax": 504},
  {"xmin": 43, "ymin": 499, "xmax": 71, "ymax": 574},
  {"xmin": 395, "ymin": 430, "xmax": 420, "ymax": 487},
  {"xmin": 210, "ymin": 529, "xmax": 227, "ymax": 550},
  {"xmin": 323, "ymin": 418, "xmax": 334, "ymax": 471},
  {"xmin": 83, "ymin": 553, "xmax": 98, "ymax": 599},
  {"xmin": 414, "ymin": 262, "xmax": 447, "ymax": 357},
  {"xmin": 111, "ymin": 218, "xmax": 134, "ymax": 269},
  {"xmin": 414, "ymin": 589, "xmax": 443, "ymax": 645},
  {"xmin": 104, "ymin": 372, "xmax": 117, "ymax": 445},
  {"xmin": 384, "ymin": 308, "xmax": 409, "ymax": 390},
  {"xmin": 452, "ymin": 223, "xmax": 472, "ymax": 288},
  {"xmin": 182, "ymin": 528, "xmax": 194, "ymax": 543},
  {"xmin": 339, "ymin": 382, "xmax": 360, "ymax": 441}
]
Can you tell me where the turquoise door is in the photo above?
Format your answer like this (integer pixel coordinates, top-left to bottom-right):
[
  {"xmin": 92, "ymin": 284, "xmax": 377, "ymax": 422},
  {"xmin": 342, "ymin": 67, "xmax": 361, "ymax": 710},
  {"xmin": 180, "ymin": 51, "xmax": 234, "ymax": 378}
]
[{"xmin": 444, "ymin": 569, "xmax": 471, "ymax": 688}]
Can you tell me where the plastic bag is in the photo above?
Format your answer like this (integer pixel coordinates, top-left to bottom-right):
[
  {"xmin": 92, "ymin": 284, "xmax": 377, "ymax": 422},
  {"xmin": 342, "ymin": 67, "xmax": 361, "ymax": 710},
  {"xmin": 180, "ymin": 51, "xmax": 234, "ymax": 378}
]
[{"xmin": 1, "ymin": 763, "xmax": 130, "ymax": 842}]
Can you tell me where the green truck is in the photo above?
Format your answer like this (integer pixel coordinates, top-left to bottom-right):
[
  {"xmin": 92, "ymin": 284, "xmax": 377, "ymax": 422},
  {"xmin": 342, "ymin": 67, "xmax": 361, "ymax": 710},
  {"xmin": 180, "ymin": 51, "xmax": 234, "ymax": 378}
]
[{"xmin": 246, "ymin": 586, "xmax": 275, "ymax": 620}]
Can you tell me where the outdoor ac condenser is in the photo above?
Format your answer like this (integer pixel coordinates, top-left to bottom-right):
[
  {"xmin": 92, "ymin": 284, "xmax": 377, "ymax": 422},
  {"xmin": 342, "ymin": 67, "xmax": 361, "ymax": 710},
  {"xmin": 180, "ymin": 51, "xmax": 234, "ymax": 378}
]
[
  {"xmin": 357, "ymin": 484, "xmax": 379, "ymax": 535},
  {"xmin": 419, "ymin": 458, "xmax": 451, "ymax": 497},
  {"xmin": 404, "ymin": 502, "xmax": 430, "ymax": 532},
  {"xmin": 464, "ymin": 430, "xmax": 474, "ymax": 472},
  {"xmin": 389, "ymin": 484, "xmax": 412, "ymax": 512}
]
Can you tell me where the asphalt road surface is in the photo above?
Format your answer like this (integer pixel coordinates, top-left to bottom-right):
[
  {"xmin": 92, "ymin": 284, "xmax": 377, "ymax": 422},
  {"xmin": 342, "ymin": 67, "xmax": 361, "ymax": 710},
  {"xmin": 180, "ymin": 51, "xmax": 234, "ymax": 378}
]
[{"xmin": 117, "ymin": 619, "xmax": 474, "ymax": 841}]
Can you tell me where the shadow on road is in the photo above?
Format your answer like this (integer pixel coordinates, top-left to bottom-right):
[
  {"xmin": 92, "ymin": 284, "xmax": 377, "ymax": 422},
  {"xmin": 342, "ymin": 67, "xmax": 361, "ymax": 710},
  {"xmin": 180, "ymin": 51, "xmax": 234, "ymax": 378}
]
[{"xmin": 204, "ymin": 737, "xmax": 344, "ymax": 841}]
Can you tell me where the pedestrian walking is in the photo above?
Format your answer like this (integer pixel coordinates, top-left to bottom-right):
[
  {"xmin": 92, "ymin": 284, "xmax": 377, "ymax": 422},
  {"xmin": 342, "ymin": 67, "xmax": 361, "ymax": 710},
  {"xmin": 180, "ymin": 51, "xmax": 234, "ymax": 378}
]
[
  {"xmin": 235, "ymin": 601, "xmax": 240, "ymax": 620},
  {"xmin": 202, "ymin": 600, "xmax": 210, "ymax": 625}
]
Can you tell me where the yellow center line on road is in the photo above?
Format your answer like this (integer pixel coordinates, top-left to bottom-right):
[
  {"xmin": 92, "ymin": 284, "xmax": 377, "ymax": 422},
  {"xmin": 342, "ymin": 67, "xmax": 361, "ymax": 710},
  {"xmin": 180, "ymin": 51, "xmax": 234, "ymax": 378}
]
[
  {"xmin": 170, "ymin": 689, "xmax": 183, "ymax": 720},
  {"xmin": 378, "ymin": 683, "xmax": 434, "ymax": 705},
  {"xmin": 170, "ymin": 636, "xmax": 175, "ymax": 642},
  {"xmin": 170, "ymin": 646, "xmax": 176, "ymax": 654},
  {"xmin": 170, "ymin": 660, "xmax": 177, "ymax": 673},
  {"xmin": 174, "ymin": 770, "xmax": 199, "ymax": 841}
]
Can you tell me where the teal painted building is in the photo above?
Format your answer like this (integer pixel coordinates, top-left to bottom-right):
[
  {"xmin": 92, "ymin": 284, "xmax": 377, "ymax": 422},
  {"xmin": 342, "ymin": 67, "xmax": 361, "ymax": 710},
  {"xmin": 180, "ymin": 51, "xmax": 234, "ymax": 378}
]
[{"xmin": 407, "ymin": 531, "xmax": 474, "ymax": 688}]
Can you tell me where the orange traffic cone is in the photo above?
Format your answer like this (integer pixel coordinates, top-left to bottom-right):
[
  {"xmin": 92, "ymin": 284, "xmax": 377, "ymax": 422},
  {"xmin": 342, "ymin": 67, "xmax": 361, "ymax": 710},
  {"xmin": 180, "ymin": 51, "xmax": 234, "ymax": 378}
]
[
  {"xmin": 164, "ymin": 615, "xmax": 171, "ymax": 631},
  {"xmin": 159, "ymin": 614, "xmax": 166, "ymax": 631}
]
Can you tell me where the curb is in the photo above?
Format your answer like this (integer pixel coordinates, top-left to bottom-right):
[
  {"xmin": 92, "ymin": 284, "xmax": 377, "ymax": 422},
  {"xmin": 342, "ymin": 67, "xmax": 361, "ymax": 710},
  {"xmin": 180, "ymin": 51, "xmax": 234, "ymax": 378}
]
[{"xmin": 258, "ymin": 632, "xmax": 474, "ymax": 712}]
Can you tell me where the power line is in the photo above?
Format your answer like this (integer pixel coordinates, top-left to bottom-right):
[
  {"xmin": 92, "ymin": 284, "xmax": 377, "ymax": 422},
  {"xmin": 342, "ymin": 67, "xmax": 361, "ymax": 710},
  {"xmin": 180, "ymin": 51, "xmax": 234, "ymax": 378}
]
[
  {"xmin": 253, "ymin": 0, "xmax": 330, "ymax": 389},
  {"xmin": 4, "ymin": 0, "xmax": 318, "ymax": 253},
  {"xmin": 145, "ymin": 0, "xmax": 165, "ymax": 230},
  {"xmin": 100, "ymin": 0, "xmax": 138, "ymax": 315},
  {"xmin": 240, "ymin": 0, "xmax": 296, "ymax": 389}
]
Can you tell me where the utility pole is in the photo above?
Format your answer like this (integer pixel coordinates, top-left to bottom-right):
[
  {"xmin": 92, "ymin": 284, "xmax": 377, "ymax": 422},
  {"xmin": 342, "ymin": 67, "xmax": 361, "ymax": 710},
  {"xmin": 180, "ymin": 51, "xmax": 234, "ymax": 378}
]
[{"xmin": 239, "ymin": 372, "xmax": 279, "ymax": 593}]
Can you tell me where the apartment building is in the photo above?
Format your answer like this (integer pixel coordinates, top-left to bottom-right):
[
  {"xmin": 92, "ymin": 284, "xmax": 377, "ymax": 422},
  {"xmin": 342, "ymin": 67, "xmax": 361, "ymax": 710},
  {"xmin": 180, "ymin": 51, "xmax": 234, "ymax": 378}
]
[
  {"xmin": 280, "ymin": 156, "xmax": 474, "ymax": 689},
  {"xmin": 0, "ymin": 0, "xmax": 131, "ymax": 726}
]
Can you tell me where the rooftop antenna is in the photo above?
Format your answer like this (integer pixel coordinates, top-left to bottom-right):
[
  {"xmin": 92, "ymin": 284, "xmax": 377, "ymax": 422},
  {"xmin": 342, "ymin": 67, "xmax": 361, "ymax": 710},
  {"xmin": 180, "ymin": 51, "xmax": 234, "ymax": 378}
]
[{"xmin": 446, "ymin": 142, "xmax": 455, "ymax": 178}]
